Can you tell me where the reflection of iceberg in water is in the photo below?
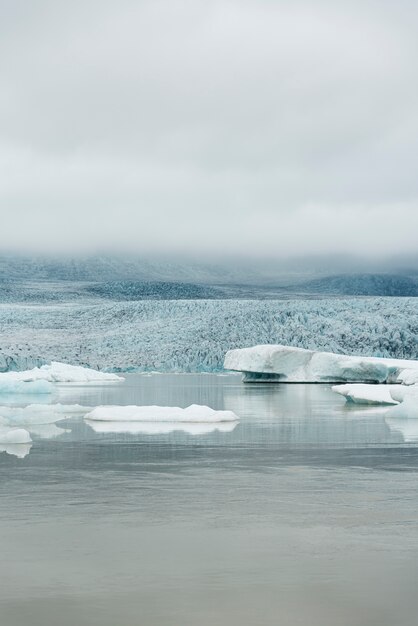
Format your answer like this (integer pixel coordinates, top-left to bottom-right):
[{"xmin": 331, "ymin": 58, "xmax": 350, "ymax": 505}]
[
  {"xmin": 385, "ymin": 418, "xmax": 418, "ymax": 442},
  {"xmin": 223, "ymin": 383, "xmax": 394, "ymax": 445},
  {"xmin": 0, "ymin": 403, "xmax": 88, "ymax": 426},
  {"xmin": 0, "ymin": 443, "xmax": 32, "ymax": 458},
  {"xmin": 27, "ymin": 424, "xmax": 71, "ymax": 439},
  {"xmin": 85, "ymin": 420, "xmax": 238, "ymax": 436}
]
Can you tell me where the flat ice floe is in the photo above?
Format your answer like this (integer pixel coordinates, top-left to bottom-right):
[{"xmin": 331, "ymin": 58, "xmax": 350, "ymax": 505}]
[
  {"xmin": 224, "ymin": 344, "xmax": 418, "ymax": 384},
  {"xmin": 84, "ymin": 404, "xmax": 239, "ymax": 423},
  {"xmin": 85, "ymin": 420, "xmax": 238, "ymax": 435},
  {"xmin": 0, "ymin": 362, "xmax": 123, "ymax": 384}
]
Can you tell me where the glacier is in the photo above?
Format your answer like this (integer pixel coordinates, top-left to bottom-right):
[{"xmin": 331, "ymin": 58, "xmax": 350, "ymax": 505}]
[
  {"xmin": 0, "ymin": 298, "xmax": 417, "ymax": 373},
  {"xmin": 84, "ymin": 404, "xmax": 239, "ymax": 423},
  {"xmin": 224, "ymin": 344, "xmax": 418, "ymax": 383}
]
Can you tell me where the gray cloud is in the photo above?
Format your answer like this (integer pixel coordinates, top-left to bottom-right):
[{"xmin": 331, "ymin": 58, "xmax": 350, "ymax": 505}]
[{"xmin": 0, "ymin": 0, "xmax": 417, "ymax": 256}]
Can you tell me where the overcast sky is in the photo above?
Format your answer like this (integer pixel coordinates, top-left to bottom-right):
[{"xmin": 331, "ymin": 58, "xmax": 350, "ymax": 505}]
[{"xmin": 0, "ymin": 0, "xmax": 417, "ymax": 258}]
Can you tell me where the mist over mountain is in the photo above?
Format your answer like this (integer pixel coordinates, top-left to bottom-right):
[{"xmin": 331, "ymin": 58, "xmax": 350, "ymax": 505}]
[{"xmin": 1, "ymin": 253, "xmax": 418, "ymax": 287}]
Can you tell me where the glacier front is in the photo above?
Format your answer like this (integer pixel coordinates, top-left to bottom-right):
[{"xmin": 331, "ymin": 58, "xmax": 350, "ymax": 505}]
[{"xmin": 224, "ymin": 345, "xmax": 418, "ymax": 384}]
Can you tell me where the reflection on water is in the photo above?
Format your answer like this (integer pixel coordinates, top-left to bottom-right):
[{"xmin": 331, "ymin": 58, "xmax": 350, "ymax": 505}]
[
  {"xmin": 0, "ymin": 443, "xmax": 32, "ymax": 458},
  {"xmin": 26, "ymin": 423, "xmax": 70, "ymax": 439},
  {"xmin": 85, "ymin": 419, "xmax": 238, "ymax": 436},
  {"xmin": 385, "ymin": 417, "xmax": 418, "ymax": 442},
  {"xmin": 1, "ymin": 374, "xmax": 418, "ymax": 626}
]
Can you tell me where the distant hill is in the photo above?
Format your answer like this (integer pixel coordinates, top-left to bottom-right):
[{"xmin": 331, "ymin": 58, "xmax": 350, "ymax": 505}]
[{"xmin": 292, "ymin": 273, "xmax": 418, "ymax": 296}]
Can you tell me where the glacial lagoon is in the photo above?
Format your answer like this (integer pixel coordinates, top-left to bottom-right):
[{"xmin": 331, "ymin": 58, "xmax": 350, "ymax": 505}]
[{"xmin": 1, "ymin": 373, "xmax": 418, "ymax": 626}]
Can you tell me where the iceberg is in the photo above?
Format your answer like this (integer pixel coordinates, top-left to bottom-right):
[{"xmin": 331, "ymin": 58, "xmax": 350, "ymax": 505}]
[
  {"xmin": 0, "ymin": 362, "xmax": 123, "ymax": 384},
  {"xmin": 224, "ymin": 345, "xmax": 418, "ymax": 384},
  {"xmin": 331, "ymin": 384, "xmax": 401, "ymax": 405},
  {"xmin": 85, "ymin": 420, "xmax": 238, "ymax": 435},
  {"xmin": 84, "ymin": 404, "xmax": 239, "ymax": 423}
]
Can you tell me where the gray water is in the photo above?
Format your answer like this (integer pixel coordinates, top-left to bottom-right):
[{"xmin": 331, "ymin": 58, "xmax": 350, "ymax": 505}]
[{"xmin": 1, "ymin": 373, "xmax": 418, "ymax": 626}]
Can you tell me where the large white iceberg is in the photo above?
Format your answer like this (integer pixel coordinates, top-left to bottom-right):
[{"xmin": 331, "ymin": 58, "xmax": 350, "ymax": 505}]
[
  {"xmin": 84, "ymin": 404, "xmax": 239, "ymax": 423},
  {"xmin": 0, "ymin": 362, "xmax": 123, "ymax": 384},
  {"xmin": 224, "ymin": 345, "xmax": 418, "ymax": 384}
]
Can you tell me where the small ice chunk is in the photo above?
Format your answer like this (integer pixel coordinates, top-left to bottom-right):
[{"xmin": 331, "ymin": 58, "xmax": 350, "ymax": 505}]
[{"xmin": 84, "ymin": 404, "xmax": 239, "ymax": 423}]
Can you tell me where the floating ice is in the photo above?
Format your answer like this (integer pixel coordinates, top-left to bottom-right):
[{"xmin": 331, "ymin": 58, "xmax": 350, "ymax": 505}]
[
  {"xmin": 84, "ymin": 404, "xmax": 239, "ymax": 423},
  {"xmin": 85, "ymin": 420, "xmax": 238, "ymax": 435},
  {"xmin": 0, "ymin": 427, "xmax": 32, "ymax": 444},
  {"xmin": 224, "ymin": 345, "xmax": 418, "ymax": 384},
  {"xmin": 331, "ymin": 384, "xmax": 401, "ymax": 405},
  {"xmin": 0, "ymin": 362, "xmax": 123, "ymax": 384}
]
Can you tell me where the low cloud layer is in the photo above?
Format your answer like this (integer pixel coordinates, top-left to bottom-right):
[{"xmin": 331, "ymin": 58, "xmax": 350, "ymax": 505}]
[{"xmin": 1, "ymin": 0, "xmax": 417, "ymax": 256}]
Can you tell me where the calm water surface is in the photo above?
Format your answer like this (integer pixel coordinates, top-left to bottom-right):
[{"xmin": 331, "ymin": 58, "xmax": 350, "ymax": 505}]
[{"xmin": 1, "ymin": 373, "xmax": 418, "ymax": 626}]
